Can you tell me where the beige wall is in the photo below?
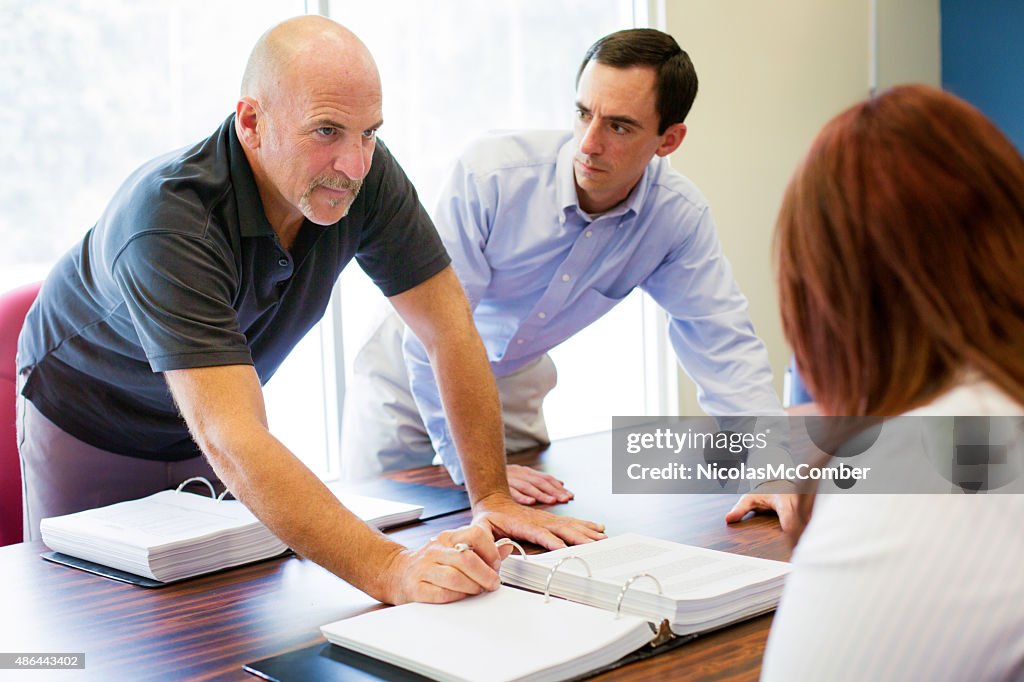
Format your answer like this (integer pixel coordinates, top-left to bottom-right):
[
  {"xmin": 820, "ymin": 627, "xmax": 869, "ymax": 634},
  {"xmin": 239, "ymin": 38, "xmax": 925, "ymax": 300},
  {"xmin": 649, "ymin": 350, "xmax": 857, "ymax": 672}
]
[
  {"xmin": 876, "ymin": 0, "xmax": 941, "ymax": 90},
  {"xmin": 663, "ymin": 0, "xmax": 939, "ymax": 414}
]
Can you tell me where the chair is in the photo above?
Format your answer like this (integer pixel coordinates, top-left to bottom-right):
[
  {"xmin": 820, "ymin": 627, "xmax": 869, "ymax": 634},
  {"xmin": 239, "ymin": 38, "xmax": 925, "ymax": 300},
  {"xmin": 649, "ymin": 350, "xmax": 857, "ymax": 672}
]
[{"xmin": 1, "ymin": 282, "xmax": 42, "ymax": 546}]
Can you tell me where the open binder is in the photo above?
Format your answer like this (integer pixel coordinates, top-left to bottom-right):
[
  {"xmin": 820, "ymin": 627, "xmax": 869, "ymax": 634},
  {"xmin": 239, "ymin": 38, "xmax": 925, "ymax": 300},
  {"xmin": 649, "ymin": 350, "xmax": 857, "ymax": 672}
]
[
  {"xmin": 40, "ymin": 476, "xmax": 424, "ymax": 586},
  {"xmin": 498, "ymin": 534, "xmax": 790, "ymax": 636},
  {"xmin": 245, "ymin": 631, "xmax": 693, "ymax": 682},
  {"xmin": 248, "ymin": 583, "xmax": 693, "ymax": 682},
  {"xmin": 251, "ymin": 535, "xmax": 789, "ymax": 682}
]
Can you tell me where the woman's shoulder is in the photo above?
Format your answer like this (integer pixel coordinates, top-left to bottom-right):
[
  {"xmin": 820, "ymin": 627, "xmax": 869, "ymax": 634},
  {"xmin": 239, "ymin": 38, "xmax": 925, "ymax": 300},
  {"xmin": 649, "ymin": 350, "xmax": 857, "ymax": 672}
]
[{"xmin": 905, "ymin": 377, "xmax": 1024, "ymax": 416}]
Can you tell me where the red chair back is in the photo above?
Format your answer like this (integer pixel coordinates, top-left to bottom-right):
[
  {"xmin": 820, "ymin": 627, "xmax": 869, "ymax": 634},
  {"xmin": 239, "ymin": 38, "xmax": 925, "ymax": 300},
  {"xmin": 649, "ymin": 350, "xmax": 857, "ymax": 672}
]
[{"xmin": 0, "ymin": 282, "xmax": 42, "ymax": 546}]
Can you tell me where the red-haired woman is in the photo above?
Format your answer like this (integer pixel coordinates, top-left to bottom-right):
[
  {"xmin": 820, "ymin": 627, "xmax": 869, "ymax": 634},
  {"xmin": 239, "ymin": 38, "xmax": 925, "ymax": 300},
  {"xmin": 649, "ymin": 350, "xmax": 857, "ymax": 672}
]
[{"xmin": 762, "ymin": 85, "xmax": 1024, "ymax": 681}]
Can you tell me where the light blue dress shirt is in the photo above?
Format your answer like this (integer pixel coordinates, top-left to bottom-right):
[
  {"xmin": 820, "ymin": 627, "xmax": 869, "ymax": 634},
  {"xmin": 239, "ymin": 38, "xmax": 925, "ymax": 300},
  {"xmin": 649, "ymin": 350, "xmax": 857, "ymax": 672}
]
[{"xmin": 404, "ymin": 130, "xmax": 782, "ymax": 483}]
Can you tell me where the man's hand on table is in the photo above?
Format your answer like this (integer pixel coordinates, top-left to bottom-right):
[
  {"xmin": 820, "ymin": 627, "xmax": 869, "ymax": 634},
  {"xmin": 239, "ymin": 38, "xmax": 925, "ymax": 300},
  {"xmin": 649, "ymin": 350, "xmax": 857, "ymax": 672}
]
[
  {"xmin": 506, "ymin": 464, "xmax": 574, "ymax": 505},
  {"xmin": 724, "ymin": 481, "xmax": 812, "ymax": 541},
  {"xmin": 472, "ymin": 491, "xmax": 606, "ymax": 550},
  {"xmin": 379, "ymin": 525, "xmax": 515, "ymax": 605}
]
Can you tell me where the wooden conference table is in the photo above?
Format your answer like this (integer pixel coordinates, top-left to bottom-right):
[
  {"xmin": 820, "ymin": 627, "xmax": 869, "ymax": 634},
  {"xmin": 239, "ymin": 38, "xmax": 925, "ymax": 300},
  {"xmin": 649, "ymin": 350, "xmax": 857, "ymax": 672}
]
[{"xmin": 0, "ymin": 431, "xmax": 791, "ymax": 681}]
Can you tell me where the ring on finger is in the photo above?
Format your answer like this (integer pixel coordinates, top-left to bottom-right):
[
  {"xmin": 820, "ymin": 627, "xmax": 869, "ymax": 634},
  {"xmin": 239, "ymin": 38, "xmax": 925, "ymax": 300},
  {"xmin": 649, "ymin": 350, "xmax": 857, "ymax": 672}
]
[{"xmin": 453, "ymin": 542, "xmax": 471, "ymax": 553}]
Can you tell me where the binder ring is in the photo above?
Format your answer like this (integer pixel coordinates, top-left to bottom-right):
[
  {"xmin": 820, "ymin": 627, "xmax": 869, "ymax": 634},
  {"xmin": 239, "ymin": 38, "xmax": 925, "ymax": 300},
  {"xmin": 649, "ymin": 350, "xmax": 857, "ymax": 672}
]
[
  {"xmin": 216, "ymin": 489, "xmax": 232, "ymax": 502},
  {"xmin": 496, "ymin": 538, "xmax": 526, "ymax": 558},
  {"xmin": 543, "ymin": 556, "xmax": 592, "ymax": 603},
  {"xmin": 175, "ymin": 476, "xmax": 216, "ymax": 499},
  {"xmin": 615, "ymin": 572, "xmax": 664, "ymax": 619},
  {"xmin": 495, "ymin": 539, "xmax": 527, "ymax": 586}
]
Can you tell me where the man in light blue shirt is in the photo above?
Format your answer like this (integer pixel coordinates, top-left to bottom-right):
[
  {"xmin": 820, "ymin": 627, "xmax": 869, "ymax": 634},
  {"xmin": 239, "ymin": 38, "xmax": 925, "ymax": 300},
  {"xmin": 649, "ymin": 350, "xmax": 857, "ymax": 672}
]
[{"xmin": 343, "ymin": 28, "xmax": 797, "ymax": 530}]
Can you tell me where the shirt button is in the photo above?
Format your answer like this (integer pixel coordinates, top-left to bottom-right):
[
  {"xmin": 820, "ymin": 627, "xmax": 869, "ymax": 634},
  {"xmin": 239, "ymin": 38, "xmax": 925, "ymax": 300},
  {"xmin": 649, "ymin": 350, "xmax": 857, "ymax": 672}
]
[
  {"xmin": 561, "ymin": 274, "xmax": 571, "ymax": 282},
  {"xmin": 585, "ymin": 230, "xmax": 593, "ymax": 238},
  {"xmin": 516, "ymin": 339, "xmax": 525, "ymax": 345},
  {"xmin": 277, "ymin": 258, "xmax": 289, "ymax": 267},
  {"xmin": 537, "ymin": 312, "xmax": 547, "ymax": 319}
]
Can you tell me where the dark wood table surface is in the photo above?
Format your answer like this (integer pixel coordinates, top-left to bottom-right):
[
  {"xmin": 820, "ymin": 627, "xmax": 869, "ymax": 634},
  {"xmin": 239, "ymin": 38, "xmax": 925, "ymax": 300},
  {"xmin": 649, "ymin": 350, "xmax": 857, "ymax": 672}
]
[{"xmin": 0, "ymin": 431, "xmax": 791, "ymax": 681}]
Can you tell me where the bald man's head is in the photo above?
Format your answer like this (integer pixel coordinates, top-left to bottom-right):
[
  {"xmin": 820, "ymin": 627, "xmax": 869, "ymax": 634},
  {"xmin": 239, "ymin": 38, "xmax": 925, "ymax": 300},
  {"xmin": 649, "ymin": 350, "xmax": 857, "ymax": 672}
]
[
  {"xmin": 240, "ymin": 15, "xmax": 380, "ymax": 109},
  {"xmin": 234, "ymin": 15, "xmax": 384, "ymax": 233}
]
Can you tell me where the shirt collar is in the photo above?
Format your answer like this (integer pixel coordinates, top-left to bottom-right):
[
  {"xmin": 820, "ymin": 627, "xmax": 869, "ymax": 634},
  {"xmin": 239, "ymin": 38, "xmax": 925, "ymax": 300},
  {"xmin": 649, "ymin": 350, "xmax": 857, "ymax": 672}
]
[
  {"xmin": 226, "ymin": 115, "xmax": 276, "ymax": 239},
  {"xmin": 554, "ymin": 136, "xmax": 653, "ymax": 224},
  {"xmin": 555, "ymin": 138, "xmax": 580, "ymax": 219}
]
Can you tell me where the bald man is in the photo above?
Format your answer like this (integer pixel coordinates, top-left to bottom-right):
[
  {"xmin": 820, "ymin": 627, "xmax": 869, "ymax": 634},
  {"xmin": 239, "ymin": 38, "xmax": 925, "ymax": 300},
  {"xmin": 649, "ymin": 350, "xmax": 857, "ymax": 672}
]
[{"xmin": 16, "ymin": 16, "xmax": 603, "ymax": 604}]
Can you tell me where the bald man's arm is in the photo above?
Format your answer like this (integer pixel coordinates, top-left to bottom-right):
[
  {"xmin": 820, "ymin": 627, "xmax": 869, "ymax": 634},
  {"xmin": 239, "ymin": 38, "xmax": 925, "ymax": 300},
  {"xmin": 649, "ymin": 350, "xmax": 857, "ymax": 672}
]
[{"xmin": 164, "ymin": 364, "xmax": 505, "ymax": 604}]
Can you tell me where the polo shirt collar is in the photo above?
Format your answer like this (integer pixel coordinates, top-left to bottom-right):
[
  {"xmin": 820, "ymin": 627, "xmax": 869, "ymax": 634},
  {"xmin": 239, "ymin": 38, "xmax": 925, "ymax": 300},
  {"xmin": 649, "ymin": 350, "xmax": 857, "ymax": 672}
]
[
  {"xmin": 226, "ymin": 116, "xmax": 276, "ymax": 239},
  {"xmin": 555, "ymin": 137, "xmax": 652, "ymax": 223}
]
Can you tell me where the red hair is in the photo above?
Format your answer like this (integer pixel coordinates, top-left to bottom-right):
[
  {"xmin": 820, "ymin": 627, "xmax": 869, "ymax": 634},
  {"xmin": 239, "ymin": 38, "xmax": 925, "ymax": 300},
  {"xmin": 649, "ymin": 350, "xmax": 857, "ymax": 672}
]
[{"xmin": 776, "ymin": 84, "xmax": 1024, "ymax": 415}]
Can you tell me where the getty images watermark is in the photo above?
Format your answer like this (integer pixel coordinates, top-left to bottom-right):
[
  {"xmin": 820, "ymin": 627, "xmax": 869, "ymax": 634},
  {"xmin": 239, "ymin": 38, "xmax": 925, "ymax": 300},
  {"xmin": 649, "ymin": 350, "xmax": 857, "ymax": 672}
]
[{"xmin": 612, "ymin": 416, "xmax": 1024, "ymax": 494}]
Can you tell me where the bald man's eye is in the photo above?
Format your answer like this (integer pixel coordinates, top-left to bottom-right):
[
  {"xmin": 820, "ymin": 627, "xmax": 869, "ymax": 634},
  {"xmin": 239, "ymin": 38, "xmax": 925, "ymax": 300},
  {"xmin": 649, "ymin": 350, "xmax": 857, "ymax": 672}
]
[
  {"xmin": 316, "ymin": 127, "xmax": 338, "ymax": 138},
  {"xmin": 362, "ymin": 129, "xmax": 378, "ymax": 140}
]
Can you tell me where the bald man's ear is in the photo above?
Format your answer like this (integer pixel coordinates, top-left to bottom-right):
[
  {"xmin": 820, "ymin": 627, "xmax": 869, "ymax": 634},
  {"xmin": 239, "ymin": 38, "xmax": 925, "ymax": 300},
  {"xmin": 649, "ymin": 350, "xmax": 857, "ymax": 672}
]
[
  {"xmin": 235, "ymin": 97, "xmax": 262, "ymax": 150},
  {"xmin": 655, "ymin": 123, "xmax": 687, "ymax": 157}
]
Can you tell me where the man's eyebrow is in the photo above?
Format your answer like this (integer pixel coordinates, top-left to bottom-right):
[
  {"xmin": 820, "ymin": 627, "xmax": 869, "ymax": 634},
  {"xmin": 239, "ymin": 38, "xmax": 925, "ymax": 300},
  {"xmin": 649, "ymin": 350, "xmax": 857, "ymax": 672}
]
[
  {"xmin": 574, "ymin": 102, "xmax": 643, "ymax": 129},
  {"xmin": 608, "ymin": 114, "xmax": 642, "ymax": 128},
  {"xmin": 311, "ymin": 118, "xmax": 384, "ymax": 131},
  {"xmin": 311, "ymin": 118, "xmax": 347, "ymax": 129}
]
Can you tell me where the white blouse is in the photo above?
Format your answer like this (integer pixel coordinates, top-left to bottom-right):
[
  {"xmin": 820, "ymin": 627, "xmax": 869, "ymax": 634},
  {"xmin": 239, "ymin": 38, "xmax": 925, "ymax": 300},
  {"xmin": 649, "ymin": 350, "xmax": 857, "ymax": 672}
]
[{"xmin": 761, "ymin": 381, "xmax": 1024, "ymax": 681}]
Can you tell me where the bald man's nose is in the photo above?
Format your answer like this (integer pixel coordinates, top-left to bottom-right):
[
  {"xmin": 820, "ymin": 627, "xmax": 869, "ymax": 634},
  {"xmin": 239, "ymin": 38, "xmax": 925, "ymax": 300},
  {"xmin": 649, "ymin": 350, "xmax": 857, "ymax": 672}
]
[{"xmin": 334, "ymin": 139, "xmax": 372, "ymax": 180}]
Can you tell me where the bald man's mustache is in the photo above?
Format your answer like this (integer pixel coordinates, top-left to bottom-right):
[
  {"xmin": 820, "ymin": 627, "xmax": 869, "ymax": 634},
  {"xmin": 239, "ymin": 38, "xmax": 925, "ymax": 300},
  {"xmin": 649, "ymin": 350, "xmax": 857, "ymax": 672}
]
[
  {"xmin": 301, "ymin": 174, "xmax": 363, "ymax": 211},
  {"xmin": 308, "ymin": 174, "xmax": 362, "ymax": 194}
]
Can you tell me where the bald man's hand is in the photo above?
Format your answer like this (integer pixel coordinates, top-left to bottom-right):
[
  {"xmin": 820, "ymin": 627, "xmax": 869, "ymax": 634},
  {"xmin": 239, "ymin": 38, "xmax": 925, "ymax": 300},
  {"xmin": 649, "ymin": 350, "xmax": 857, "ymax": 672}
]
[{"xmin": 380, "ymin": 525, "xmax": 513, "ymax": 604}]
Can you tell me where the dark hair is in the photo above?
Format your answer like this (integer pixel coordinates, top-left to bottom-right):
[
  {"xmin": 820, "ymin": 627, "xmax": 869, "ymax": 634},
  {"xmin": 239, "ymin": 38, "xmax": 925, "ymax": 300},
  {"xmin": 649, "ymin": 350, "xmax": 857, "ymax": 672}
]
[
  {"xmin": 576, "ymin": 28, "xmax": 697, "ymax": 134},
  {"xmin": 775, "ymin": 84, "xmax": 1024, "ymax": 416}
]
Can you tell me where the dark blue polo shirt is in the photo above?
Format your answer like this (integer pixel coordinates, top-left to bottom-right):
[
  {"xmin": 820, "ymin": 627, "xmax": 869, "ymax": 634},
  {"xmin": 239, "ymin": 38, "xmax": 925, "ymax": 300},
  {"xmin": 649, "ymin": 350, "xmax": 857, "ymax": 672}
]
[{"xmin": 18, "ymin": 115, "xmax": 449, "ymax": 461}]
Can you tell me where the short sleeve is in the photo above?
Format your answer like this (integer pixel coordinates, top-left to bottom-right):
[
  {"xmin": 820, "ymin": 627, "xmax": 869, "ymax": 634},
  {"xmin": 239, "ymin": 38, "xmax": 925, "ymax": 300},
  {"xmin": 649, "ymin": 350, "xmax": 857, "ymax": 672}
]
[{"xmin": 111, "ymin": 232, "xmax": 253, "ymax": 372}]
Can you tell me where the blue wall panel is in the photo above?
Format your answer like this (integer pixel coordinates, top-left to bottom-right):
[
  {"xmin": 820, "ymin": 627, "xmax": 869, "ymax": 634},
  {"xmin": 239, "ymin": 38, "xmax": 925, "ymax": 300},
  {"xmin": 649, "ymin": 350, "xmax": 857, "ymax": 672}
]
[{"xmin": 942, "ymin": 0, "xmax": 1024, "ymax": 151}]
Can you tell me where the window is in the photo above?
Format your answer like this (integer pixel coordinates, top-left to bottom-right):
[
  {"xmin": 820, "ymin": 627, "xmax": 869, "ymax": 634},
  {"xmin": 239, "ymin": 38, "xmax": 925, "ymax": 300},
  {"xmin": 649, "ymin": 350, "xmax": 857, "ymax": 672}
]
[
  {"xmin": 4, "ymin": 2, "xmax": 665, "ymax": 479},
  {"xmin": 327, "ymin": 1, "xmax": 657, "ymax": 451},
  {"xmin": 0, "ymin": 1, "xmax": 305, "ymax": 292}
]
